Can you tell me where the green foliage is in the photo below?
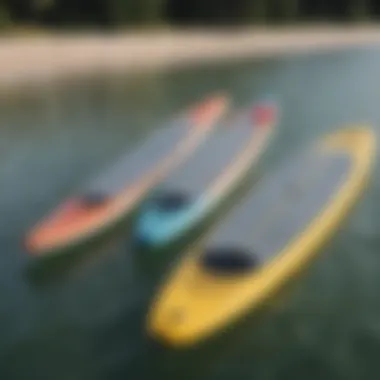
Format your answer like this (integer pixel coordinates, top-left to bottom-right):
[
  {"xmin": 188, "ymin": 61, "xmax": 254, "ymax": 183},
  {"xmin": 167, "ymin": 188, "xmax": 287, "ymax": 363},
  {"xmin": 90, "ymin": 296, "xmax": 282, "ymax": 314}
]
[
  {"xmin": 0, "ymin": 4, "xmax": 11, "ymax": 29},
  {"xmin": 348, "ymin": 0, "xmax": 369, "ymax": 21},
  {"xmin": 105, "ymin": 0, "xmax": 166, "ymax": 26},
  {"xmin": 282, "ymin": 0, "xmax": 299, "ymax": 21},
  {"xmin": 0, "ymin": 0, "xmax": 373, "ymax": 29},
  {"xmin": 249, "ymin": 0, "xmax": 269, "ymax": 23}
]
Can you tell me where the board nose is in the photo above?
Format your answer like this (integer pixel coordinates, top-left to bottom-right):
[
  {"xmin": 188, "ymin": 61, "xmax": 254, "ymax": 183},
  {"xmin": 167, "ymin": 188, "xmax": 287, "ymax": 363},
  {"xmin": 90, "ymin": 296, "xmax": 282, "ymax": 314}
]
[
  {"xmin": 251, "ymin": 102, "xmax": 278, "ymax": 127},
  {"xmin": 191, "ymin": 93, "xmax": 228, "ymax": 124}
]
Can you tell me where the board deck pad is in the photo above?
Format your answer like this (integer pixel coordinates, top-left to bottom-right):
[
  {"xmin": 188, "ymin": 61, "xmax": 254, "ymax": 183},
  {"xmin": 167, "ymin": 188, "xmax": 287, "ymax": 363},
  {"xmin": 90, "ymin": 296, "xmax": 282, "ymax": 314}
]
[
  {"xmin": 203, "ymin": 148, "xmax": 352, "ymax": 265},
  {"xmin": 80, "ymin": 118, "xmax": 192, "ymax": 198},
  {"xmin": 154, "ymin": 114, "xmax": 258, "ymax": 199}
]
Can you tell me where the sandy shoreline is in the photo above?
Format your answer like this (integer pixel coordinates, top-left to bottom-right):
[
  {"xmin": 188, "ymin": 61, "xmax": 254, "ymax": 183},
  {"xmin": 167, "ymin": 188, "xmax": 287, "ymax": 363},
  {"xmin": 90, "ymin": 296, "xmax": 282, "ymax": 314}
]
[{"xmin": 1, "ymin": 26, "xmax": 380, "ymax": 88}]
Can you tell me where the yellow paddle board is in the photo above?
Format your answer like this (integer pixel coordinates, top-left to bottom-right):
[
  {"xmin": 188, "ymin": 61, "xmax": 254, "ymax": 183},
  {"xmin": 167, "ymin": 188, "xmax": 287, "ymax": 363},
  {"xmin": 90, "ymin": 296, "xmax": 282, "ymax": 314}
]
[{"xmin": 146, "ymin": 126, "xmax": 377, "ymax": 347}]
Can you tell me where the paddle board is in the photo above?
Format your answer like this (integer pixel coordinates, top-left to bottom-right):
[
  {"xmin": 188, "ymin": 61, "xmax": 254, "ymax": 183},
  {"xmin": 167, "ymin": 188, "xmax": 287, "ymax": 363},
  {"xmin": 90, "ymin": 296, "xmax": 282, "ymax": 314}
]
[
  {"xmin": 133, "ymin": 101, "xmax": 278, "ymax": 248},
  {"xmin": 25, "ymin": 94, "xmax": 229, "ymax": 256},
  {"xmin": 147, "ymin": 126, "xmax": 376, "ymax": 347}
]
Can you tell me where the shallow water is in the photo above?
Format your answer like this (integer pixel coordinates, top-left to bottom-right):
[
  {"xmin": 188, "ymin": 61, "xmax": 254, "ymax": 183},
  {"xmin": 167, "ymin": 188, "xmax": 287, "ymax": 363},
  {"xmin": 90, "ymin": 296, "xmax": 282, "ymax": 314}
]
[{"xmin": 0, "ymin": 46, "xmax": 380, "ymax": 380}]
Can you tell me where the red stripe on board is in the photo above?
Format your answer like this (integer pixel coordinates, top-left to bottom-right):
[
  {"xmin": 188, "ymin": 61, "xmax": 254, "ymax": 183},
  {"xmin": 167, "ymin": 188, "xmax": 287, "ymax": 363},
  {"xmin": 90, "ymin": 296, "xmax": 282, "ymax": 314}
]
[{"xmin": 252, "ymin": 104, "xmax": 277, "ymax": 127}]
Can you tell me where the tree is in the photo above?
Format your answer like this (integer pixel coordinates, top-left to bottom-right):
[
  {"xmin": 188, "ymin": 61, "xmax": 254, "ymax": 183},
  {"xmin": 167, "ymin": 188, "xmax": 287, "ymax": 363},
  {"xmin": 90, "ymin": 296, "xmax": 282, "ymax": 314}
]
[
  {"xmin": 246, "ymin": 0, "xmax": 269, "ymax": 23},
  {"xmin": 104, "ymin": 0, "xmax": 166, "ymax": 27},
  {"xmin": 0, "ymin": 2, "xmax": 11, "ymax": 28},
  {"xmin": 137, "ymin": 0, "xmax": 166, "ymax": 24},
  {"xmin": 280, "ymin": 0, "xmax": 299, "ymax": 21},
  {"xmin": 348, "ymin": 0, "xmax": 369, "ymax": 21}
]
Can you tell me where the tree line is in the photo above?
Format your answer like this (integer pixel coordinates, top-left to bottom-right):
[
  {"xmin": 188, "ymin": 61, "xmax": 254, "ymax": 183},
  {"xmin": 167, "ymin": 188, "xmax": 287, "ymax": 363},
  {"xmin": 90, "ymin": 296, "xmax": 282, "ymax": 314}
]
[{"xmin": 0, "ymin": 0, "xmax": 375, "ymax": 29}]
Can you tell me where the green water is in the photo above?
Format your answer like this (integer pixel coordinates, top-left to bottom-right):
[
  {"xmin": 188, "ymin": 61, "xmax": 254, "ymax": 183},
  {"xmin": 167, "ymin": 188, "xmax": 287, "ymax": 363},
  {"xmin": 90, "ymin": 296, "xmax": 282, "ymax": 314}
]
[{"xmin": 0, "ymin": 46, "xmax": 380, "ymax": 380}]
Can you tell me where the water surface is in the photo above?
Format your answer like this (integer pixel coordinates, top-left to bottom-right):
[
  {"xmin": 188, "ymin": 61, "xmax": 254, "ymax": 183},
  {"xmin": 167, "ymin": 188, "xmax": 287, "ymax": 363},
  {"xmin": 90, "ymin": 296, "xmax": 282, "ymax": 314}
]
[{"xmin": 0, "ymin": 47, "xmax": 380, "ymax": 380}]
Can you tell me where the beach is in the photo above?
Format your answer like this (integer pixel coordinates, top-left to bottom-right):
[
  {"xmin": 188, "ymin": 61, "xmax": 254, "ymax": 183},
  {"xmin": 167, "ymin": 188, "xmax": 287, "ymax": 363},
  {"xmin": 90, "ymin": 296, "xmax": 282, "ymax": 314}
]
[{"xmin": 1, "ymin": 26, "xmax": 380, "ymax": 88}]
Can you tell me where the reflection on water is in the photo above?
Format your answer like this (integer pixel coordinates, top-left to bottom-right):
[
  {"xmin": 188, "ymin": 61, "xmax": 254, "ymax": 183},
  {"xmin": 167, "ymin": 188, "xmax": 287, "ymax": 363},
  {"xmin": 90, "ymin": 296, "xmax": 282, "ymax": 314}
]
[{"xmin": 0, "ymin": 47, "xmax": 380, "ymax": 379}]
